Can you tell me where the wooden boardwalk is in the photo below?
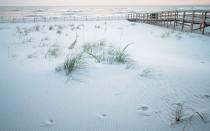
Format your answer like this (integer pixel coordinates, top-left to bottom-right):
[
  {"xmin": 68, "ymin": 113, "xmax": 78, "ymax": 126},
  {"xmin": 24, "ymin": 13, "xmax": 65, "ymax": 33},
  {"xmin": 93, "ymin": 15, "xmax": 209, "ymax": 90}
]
[
  {"xmin": 127, "ymin": 10, "xmax": 210, "ymax": 35},
  {"xmin": 0, "ymin": 15, "xmax": 126, "ymax": 23}
]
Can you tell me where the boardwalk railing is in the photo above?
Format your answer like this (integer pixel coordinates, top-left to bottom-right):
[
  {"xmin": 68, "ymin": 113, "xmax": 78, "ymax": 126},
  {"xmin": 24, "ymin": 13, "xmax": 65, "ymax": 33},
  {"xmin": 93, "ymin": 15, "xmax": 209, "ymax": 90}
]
[
  {"xmin": 0, "ymin": 15, "xmax": 126, "ymax": 23},
  {"xmin": 127, "ymin": 10, "xmax": 210, "ymax": 35}
]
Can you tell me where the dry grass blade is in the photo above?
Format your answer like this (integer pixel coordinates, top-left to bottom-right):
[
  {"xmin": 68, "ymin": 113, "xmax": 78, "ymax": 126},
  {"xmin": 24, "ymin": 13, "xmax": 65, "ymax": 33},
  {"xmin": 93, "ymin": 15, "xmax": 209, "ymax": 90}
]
[
  {"xmin": 171, "ymin": 103, "xmax": 209, "ymax": 131},
  {"xmin": 86, "ymin": 52, "xmax": 100, "ymax": 63},
  {"xmin": 191, "ymin": 112, "xmax": 209, "ymax": 123},
  {"xmin": 122, "ymin": 43, "xmax": 133, "ymax": 52},
  {"xmin": 69, "ymin": 33, "xmax": 78, "ymax": 49},
  {"xmin": 174, "ymin": 103, "xmax": 184, "ymax": 123}
]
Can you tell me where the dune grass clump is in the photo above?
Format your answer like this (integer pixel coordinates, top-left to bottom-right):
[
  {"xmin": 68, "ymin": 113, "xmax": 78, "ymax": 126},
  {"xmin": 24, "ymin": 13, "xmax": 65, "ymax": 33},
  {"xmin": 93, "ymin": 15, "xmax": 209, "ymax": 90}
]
[
  {"xmin": 58, "ymin": 25, "xmax": 63, "ymax": 30},
  {"xmin": 130, "ymin": 23, "xmax": 136, "ymax": 26},
  {"xmin": 16, "ymin": 27, "xmax": 29, "ymax": 36},
  {"xmin": 110, "ymin": 44, "xmax": 132, "ymax": 64},
  {"xmin": 34, "ymin": 25, "xmax": 40, "ymax": 32},
  {"xmin": 112, "ymin": 49, "xmax": 128, "ymax": 63},
  {"xmin": 47, "ymin": 47, "xmax": 60, "ymax": 57},
  {"xmin": 82, "ymin": 40, "xmax": 111, "ymax": 63},
  {"xmin": 27, "ymin": 53, "xmax": 36, "ymax": 59},
  {"xmin": 57, "ymin": 30, "xmax": 62, "ymax": 35},
  {"xmin": 16, "ymin": 25, "xmax": 42, "ymax": 38},
  {"xmin": 172, "ymin": 103, "xmax": 208, "ymax": 124},
  {"xmin": 63, "ymin": 53, "xmax": 84, "ymax": 75},
  {"xmin": 94, "ymin": 25, "xmax": 101, "ymax": 29},
  {"xmin": 49, "ymin": 25, "xmax": 53, "ymax": 31},
  {"xmin": 16, "ymin": 26, "xmax": 22, "ymax": 34},
  {"xmin": 171, "ymin": 103, "xmax": 209, "ymax": 131},
  {"xmin": 82, "ymin": 41, "xmax": 133, "ymax": 66},
  {"xmin": 57, "ymin": 41, "xmax": 134, "ymax": 77},
  {"xmin": 58, "ymin": 52, "xmax": 85, "ymax": 75}
]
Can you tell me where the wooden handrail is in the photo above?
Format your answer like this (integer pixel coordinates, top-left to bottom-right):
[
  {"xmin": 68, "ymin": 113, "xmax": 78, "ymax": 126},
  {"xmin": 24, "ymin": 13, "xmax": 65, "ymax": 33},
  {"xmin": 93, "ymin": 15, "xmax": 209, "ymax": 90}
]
[{"xmin": 127, "ymin": 10, "xmax": 210, "ymax": 35}]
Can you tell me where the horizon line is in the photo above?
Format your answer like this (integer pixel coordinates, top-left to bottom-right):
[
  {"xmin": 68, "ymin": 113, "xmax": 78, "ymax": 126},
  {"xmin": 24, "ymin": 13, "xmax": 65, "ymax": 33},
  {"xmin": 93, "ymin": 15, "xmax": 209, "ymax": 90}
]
[{"xmin": 0, "ymin": 4, "xmax": 210, "ymax": 7}]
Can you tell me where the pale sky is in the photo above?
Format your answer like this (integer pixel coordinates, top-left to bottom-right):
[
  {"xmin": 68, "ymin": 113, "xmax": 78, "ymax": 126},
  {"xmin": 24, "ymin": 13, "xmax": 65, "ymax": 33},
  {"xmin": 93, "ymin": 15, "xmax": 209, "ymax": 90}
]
[{"xmin": 0, "ymin": 0, "xmax": 210, "ymax": 6}]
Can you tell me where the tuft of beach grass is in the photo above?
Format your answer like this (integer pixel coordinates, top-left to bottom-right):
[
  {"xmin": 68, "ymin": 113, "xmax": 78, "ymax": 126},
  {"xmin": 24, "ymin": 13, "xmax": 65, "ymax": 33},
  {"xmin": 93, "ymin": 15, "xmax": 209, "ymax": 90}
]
[
  {"xmin": 56, "ymin": 52, "xmax": 85, "ymax": 75},
  {"xmin": 82, "ymin": 41, "xmax": 134, "ymax": 67}
]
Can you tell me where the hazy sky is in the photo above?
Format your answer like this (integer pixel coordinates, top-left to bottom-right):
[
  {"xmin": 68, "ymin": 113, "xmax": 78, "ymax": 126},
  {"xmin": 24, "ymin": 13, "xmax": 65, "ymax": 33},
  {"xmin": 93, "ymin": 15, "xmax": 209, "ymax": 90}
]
[{"xmin": 0, "ymin": 0, "xmax": 210, "ymax": 6}]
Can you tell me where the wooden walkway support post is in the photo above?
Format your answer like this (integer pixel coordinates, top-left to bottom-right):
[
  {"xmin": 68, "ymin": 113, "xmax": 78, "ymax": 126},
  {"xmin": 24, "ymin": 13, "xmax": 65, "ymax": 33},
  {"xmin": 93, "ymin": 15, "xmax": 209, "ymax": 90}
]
[
  {"xmin": 201, "ymin": 11, "xmax": 207, "ymax": 34},
  {"xmin": 167, "ymin": 11, "xmax": 169, "ymax": 27},
  {"xmin": 200, "ymin": 12, "xmax": 203, "ymax": 31},
  {"xmin": 181, "ymin": 11, "xmax": 186, "ymax": 31},
  {"xmin": 163, "ymin": 12, "xmax": 166, "ymax": 26},
  {"xmin": 174, "ymin": 11, "xmax": 178, "ymax": 29},
  {"xmin": 12, "ymin": 17, "xmax": 14, "ymax": 23},
  {"xmin": 190, "ymin": 11, "xmax": 195, "ymax": 32},
  {"xmin": 159, "ymin": 12, "xmax": 162, "ymax": 26},
  {"xmin": 176, "ymin": 11, "xmax": 179, "ymax": 26},
  {"xmin": 161, "ymin": 12, "xmax": 164, "ymax": 26}
]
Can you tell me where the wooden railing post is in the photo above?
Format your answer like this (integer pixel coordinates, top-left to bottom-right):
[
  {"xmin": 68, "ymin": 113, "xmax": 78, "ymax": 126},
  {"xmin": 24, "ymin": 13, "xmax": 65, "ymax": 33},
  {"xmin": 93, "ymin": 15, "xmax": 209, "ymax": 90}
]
[
  {"xmin": 161, "ymin": 12, "xmax": 164, "ymax": 26},
  {"xmin": 201, "ymin": 11, "xmax": 207, "ymax": 34},
  {"xmin": 159, "ymin": 12, "xmax": 161, "ymax": 25},
  {"xmin": 139, "ymin": 13, "xmax": 141, "ymax": 22},
  {"xmin": 140, "ymin": 13, "xmax": 141, "ymax": 22},
  {"xmin": 135, "ymin": 13, "xmax": 137, "ymax": 20},
  {"xmin": 200, "ymin": 12, "xmax": 203, "ymax": 31},
  {"xmin": 190, "ymin": 11, "xmax": 195, "ymax": 32},
  {"xmin": 142, "ymin": 13, "xmax": 144, "ymax": 22},
  {"xmin": 167, "ymin": 11, "xmax": 169, "ymax": 27},
  {"xmin": 141, "ymin": 13, "xmax": 143, "ymax": 23},
  {"xmin": 181, "ymin": 11, "xmax": 186, "ymax": 31},
  {"xmin": 163, "ymin": 12, "xmax": 166, "ymax": 26},
  {"xmin": 137, "ymin": 13, "xmax": 138, "ymax": 21},
  {"xmin": 176, "ymin": 11, "xmax": 178, "ymax": 26},
  {"xmin": 173, "ymin": 11, "xmax": 177, "ymax": 29}
]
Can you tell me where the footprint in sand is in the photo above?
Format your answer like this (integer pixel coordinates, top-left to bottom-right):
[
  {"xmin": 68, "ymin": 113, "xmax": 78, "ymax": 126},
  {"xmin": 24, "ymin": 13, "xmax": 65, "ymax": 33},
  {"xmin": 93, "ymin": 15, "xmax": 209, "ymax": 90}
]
[
  {"xmin": 139, "ymin": 69, "xmax": 153, "ymax": 78},
  {"xmin": 136, "ymin": 106, "xmax": 153, "ymax": 116},
  {"xmin": 201, "ymin": 94, "xmax": 210, "ymax": 99},
  {"xmin": 137, "ymin": 106, "xmax": 149, "ymax": 111},
  {"xmin": 40, "ymin": 119, "xmax": 54, "ymax": 127},
  {"xmin": 97, "ymin": 113, "xmax": 108, "ymax": 120}
]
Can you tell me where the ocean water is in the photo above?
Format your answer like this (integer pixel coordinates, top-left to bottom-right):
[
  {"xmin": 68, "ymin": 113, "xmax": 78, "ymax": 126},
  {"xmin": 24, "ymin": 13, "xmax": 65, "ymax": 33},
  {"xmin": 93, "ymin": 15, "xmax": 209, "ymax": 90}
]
[{"xmin": 0, "ymin": 5, "xmax": 209, "ymax": 17}]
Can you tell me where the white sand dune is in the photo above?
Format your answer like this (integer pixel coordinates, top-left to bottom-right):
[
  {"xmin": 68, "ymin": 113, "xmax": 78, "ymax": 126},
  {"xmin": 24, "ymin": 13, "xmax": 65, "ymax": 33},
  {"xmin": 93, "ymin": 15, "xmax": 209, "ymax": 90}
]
[{"xmin": 0, "ymin": 20, "xmax": 210, "ymax": 131}]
